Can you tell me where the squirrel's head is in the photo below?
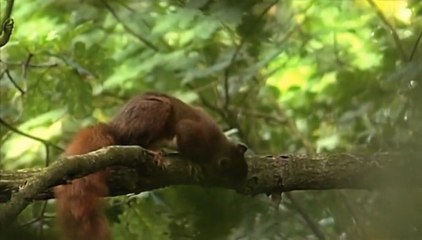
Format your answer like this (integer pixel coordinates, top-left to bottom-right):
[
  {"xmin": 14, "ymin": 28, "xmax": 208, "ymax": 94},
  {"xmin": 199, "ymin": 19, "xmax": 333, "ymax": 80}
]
[{"xmin": 217, "ymin": 143, "xmax": 248, "ymax": 183}]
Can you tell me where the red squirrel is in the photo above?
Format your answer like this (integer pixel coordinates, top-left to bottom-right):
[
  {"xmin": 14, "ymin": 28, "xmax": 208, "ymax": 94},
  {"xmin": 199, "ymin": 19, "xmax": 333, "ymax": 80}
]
[{"xmin": 54, "ymin": 92, "xmax": 248, "ymax": 240}]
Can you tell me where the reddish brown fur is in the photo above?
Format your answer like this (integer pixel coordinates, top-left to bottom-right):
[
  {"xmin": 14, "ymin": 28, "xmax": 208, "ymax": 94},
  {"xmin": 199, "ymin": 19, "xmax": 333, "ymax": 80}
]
[
  {"xmin": 54, "ymin": 124, "xmax": 114, "ymax": 240},
  {"xmin": 111, "ymin": 92, "xmax": 248, "ymax": 178},
  {"xmin": 55, "ymin": 92, "xmax": 248, "ymax": 240}
]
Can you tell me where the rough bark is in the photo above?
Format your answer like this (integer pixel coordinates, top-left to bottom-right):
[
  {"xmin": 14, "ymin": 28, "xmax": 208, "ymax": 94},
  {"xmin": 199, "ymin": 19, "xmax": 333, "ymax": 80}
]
[{"xmin": 0, "ymin": 145, "xmax": 419, "ymax": 226}]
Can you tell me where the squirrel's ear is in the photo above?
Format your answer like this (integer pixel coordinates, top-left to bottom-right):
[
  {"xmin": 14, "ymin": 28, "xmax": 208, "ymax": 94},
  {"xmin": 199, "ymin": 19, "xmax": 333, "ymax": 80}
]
[{"xmin": 236, "ymin": 143, "xmax": 248, "ymax": 155}]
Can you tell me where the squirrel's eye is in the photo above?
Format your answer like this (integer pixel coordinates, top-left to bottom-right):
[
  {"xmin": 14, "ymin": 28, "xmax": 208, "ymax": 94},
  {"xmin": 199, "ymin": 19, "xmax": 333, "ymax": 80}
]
[{"xmin": 219, "ymin": 158, "xmax": 229, "ymax": 168}]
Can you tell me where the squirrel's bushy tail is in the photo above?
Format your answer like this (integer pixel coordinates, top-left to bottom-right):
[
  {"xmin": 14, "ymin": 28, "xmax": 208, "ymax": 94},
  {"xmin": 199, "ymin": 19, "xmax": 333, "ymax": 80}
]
[{"xmin": 54, "ymin": 124, "xmax": 115, "ymax": 240}]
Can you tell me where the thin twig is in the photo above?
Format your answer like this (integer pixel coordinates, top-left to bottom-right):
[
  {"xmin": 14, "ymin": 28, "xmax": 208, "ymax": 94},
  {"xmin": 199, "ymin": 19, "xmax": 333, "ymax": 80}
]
[
  {"xmin": 243, "ymin": 110, "xmax": 287, "ymax": 124},
  {"xmin": 272, "ymin": 100, "xmax": 316, "ymax": 153},
  {"xmin": 185, "ymin": 82, "xmax": 248, "ymax": 139},
  {"xmin": 262, "ymin": 60, "xmax": 288, "ymax": 80},
  {"xmin": 37, "ymin": 200, "xmax": 48, "ymax": 237},
  {"xmin": 45, "ymin": 144, "xmax": 50, "ymax": 166},
  {"xmin": 0, "ymin": 118, "xmax": 63, "ymax": 151},
  {"xmin": 0, "ymin": 59, "xmax": 59, "ymax": 68},
  {"xmin": 186, "ymin": 82, "xmax": 227, "ymax": 119},
  {"xmin": 22, "ymin": 53, "xmax": 33, "ymax": 79},
  {"xmin": 222, "ymin": 0, "xmax": 280, "ymax": 110},
  {"xmin": 222, "ymin": 38, "xmax": 245, "ymax": 109},
  {"xmin": 5, "ymin": 69, "xmax": 25, "ymax": 94},
  {"xmin": 337, "ymin": 191, "xmax": 367, "ymax": 238},
  {"xmin": 257, "ymin": 0, "xmax": 280, "ymax": 20},
  {"xmin": 236, "ymin": 4, "xmax": 304, "ymax": 112},
  {"xmin": 286, "ymin": 193, "xmax": 326, "ymax": 240},
  {"xmin": 409, "ymin": 30, "xmax": 422, "ymax": 61},
  {"xmin": 19, "ymin": 201, "xmax": 49, "ymax": 228},
  {"xmin": 114, "ymin": 0, "xmax": 170, "ymax": 50},
  {"xmin": 247, "ymin": 24, "xmax": 298, "ymax": 84},
  {"xmin": 367, "ymin": 0, "xmax": 407, "ymax": 61},
  {"xmin": 100, "ymin": 0, "xmax": 159, "ymax": 52},
  {"xmin": 115, "ymin": 0, "xmax": 136, "ymax": 12},
  {"xmin": 20, "ymin": 216, "xmax": 43, "ymax": 227},
  {"xmin": 333, "ymin": 31, "xmax": 344, "ymax": 66}
]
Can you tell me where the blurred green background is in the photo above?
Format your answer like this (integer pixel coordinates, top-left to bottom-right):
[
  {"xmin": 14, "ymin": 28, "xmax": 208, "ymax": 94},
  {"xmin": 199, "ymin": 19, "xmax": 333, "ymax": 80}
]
[{"xmin": 1, "ymin": 0, "xmax": 421, "ymax": 239}]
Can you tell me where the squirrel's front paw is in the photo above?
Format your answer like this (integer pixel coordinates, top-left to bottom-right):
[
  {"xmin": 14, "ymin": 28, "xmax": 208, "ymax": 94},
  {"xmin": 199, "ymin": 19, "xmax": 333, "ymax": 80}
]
[
  {"xmin": 152, "ymin": 150, "xmax": 167, "ymax": 170},
  {"xmin": 188, "ymin": 163, "xmax": 203, "ymax": 181}
]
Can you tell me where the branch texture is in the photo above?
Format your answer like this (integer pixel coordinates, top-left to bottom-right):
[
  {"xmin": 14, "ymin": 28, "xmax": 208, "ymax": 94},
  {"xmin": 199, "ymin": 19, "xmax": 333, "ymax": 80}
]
[{"xmin": 0, "ymin": 146, "xmax": 419, "ymax": 226}]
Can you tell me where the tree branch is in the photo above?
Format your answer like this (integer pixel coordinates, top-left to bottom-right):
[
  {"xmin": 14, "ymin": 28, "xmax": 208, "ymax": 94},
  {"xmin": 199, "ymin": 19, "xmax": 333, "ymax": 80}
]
[
  {"xmin": 0, "ymin": 0, "xmax": 15, "ymax": 48},
  {"xmin": 4, "ymin": 69, "xmax": 25, "ymax": 95},
  {"xmin": 0, "ymin": 118, "xmax": 63, "ymax": 151},
  {"xmin": 409, "ymin": 30, "xmax": 422, "ymax": 61},
  {"xmin": 0, "ymin": 146, "xmax": 157, "ymax": 226},
  {"xmin": 99, "ymin": 0, "xmax": 160, "ymax": 52},
  {"xmin": 0, "ymin": 145, "xmax": 418, "ymax": 227},
  {"xmin": 367, "ymin": 0, "xmax": 407, "ymax": 61}
]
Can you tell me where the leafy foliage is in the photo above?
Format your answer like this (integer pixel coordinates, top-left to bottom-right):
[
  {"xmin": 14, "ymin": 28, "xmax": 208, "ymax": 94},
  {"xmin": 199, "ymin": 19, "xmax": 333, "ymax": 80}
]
[{"xmin": 1, "ymin": 0, "xmax": 421, "ymax": 239}]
